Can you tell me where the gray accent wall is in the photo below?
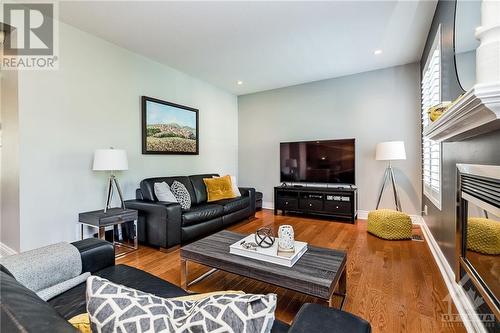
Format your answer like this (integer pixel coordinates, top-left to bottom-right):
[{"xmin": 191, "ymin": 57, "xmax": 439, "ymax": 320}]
[
  {"xmin": 420, "ymin": 0, "xmax": 500, "ymax": 267},
  {"xmin": 455, "ymin": 51, "xmax": 476, "ymax": 91},
  {"xmin": 238, "ymin": 63, "xmax": 422, "ymax": 215}
]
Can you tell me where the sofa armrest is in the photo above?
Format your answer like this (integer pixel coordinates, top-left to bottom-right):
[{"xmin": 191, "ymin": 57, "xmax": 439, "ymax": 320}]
[
  {"xmin": 125, "ymin": 199, "xmax": 183, "ymax": 249},
  {"xmin": 0, "ymin": 272, "xmax": 79, "ymax": 333},
  {"xmin": 239, "ymin": 187, "xmax": 256, "ymax": 215},
  {"xmin": 288, "ymin": 303, "xmax": 371, "ymax": 333},
  {"xmin": 71, "ymin": 238, "xmax": 115, "ymax": 274}
]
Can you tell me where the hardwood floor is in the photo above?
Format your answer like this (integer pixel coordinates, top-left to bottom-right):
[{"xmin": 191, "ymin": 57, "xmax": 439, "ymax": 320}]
[{"xmin": 118, "ymin": 209, "xmax": 466, "ymax": 333}]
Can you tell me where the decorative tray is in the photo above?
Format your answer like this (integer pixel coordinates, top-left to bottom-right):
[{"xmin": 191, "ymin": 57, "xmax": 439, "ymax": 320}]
[{"xmin": 229, "ymin": 234, "xmax": 307, "ymax": 267}]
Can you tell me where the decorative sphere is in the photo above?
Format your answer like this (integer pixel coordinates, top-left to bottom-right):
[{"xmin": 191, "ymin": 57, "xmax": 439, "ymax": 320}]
[{"xmin": 255, "ymin": 227, "xmax": 275, "ymax": 248}]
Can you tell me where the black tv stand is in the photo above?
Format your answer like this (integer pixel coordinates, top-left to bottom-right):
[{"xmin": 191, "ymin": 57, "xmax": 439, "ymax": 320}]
[{"xmin": 274, "ymin": 185, "xmax": 357, "ymax": 223}]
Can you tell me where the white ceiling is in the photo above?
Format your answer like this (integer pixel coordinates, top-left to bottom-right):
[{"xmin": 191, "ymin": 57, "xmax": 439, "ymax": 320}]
[{"xmin": 59, "ymin": 1, "xmax": 437, "ymax": 95}]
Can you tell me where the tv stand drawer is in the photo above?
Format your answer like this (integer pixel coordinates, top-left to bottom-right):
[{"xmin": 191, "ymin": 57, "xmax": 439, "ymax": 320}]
[
  {"xmin": 277, "ymin": 197, "xmax": 298, "ymax": 210},
  {"xmin": 300, "ymin": 198, "xmax": 323, "ymax": 211},
  {"xmin": 324, "ymin": 201, "xmax": 351, "ymax": 215}
]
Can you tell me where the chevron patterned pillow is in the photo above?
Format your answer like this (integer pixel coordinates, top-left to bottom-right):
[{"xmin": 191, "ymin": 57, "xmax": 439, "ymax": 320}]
[{"xmin": 86, "ymin": 276, "xmax": 276, "ymax": 333}]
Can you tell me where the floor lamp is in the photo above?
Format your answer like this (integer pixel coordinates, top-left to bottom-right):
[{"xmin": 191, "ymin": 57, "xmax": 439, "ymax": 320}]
[
  {"xmin": 93, "ymin": 148, "xmax": 128, "ymax": 213},
  {"xmin": 375, "ymin": 141, "xmax": 406, "ymax": 212}
]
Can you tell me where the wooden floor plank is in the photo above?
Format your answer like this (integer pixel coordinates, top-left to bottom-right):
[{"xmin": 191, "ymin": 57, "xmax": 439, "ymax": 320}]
[{"xmin": 117, "ymin": 209, "xmax": 466, "ymax": 333}]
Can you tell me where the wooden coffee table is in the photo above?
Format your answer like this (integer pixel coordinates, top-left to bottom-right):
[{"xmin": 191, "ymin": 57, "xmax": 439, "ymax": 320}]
[{"xmin": 180, "ymin": 230, "xmax": 347, "ymax": 308}]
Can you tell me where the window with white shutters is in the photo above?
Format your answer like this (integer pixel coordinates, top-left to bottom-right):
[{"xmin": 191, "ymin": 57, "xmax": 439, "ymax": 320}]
[{"xmin": 422, "ymin": 25, "xmax": 442, "ymax": 210}]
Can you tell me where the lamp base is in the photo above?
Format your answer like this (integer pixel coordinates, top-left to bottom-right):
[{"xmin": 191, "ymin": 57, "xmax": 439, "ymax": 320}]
[
  {"xmin": 104, "ymin": 174, "xmax": 125, "ymax": 213},
  {"xmin": 375, "ymin": 164, "xmax": 402, "ymax": 212}
]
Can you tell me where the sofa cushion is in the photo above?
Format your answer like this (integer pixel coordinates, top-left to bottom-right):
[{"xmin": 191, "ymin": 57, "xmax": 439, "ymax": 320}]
[
  {"xmin": 48, "ymin": 264, "xmax": 189, "ymax": 320},
  {"xmin": 2, "ymin": 262, "xmax": 290, "ymax": 333},
  {"xmin": 189, "ymin": 173, "xmax": 219, "ymax": 204},
  {"xmin": 182, "ymin": 218, "xmax": 223, "ymax": 243},
  {"xmin": 228, "ymin": 175, "xmax": 242, "ymax": 197},
  {"xmin": 171, "ymin": 181, "xmax": 192, "ymax": 210},
  {"xmin": 217, "ymin": 196, "xmax": 251, "ymax": 214},
  {"xmin": 86, "ymin": 275, "xmax": 277, "ymax": 333},
  {"xmin": 153, "ymin": 182, "xmax": 178, "ymax": 203},
  {"xmin": 204, "ymin": 175, "xmax": 237, "ymax": 202},
  {"xmin": 140, "ymin": 176, "xmax": 196, "ymax": 202},
  {"xmin": 181, "ymin": 204, "xmax": 224, "ymax": 227},
  {"xmin": 68, "ymin": 313, "xmax": 91, "ymax": 333}
]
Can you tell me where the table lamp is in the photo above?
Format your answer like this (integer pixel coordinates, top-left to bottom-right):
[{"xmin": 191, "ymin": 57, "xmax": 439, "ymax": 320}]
[
  {"xmin": 93, "ymin": 148, "xmax": 128, "ymax": 213},
  {"xmin": 375, "ymin": 141, "xmax": 406, "ymax": 211}
]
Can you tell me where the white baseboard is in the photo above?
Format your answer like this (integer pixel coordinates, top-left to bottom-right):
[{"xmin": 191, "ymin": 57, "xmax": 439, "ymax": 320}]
[
  {"xmin": 262, "ymin": 201, "xmax": 274, "ymax": 210},
  {"xmin": 357, "ymin": 210, "xmax": 423, "ymax": 225},
  {"xmin": 0, "ymin": 242, "xmax": 17, "ymax": 258},
  {"xmin": 263, "ymin": 205, "xmax": 423, "ymax": 225},
  {"xmin": 357, "ymin": 210, "xmax": 368, "ymax": 220},
  {"xmin": 420, "ymin": 219, "xmax": 486, "ymax": 333}
]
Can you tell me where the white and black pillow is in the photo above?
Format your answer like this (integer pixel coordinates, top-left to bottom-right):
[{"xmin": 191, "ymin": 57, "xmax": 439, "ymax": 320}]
[
  {"xmin": 86, "ymin": 276, "xmax": 276, "ymax": 333},
  {"xmin": 170, "ymin": 181, "xmax": 192, "ymax": 210},
  {"xmin": 154, "ymin": 182, "xmax": 178, "ymax": 203}
]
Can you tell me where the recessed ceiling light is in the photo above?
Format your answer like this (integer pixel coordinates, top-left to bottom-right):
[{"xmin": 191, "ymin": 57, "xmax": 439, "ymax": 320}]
[
  {"xmin": 237, "ymin": 80, "xmax": 243, "ymax": 85},
  {"xmin": 374, "ymin": 49, "xmax": 383, "ymax": 55}
]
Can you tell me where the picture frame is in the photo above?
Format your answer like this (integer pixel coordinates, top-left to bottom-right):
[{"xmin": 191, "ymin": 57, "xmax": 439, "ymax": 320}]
[{"xmin": 142, "ymin": 96, "xmax": 199, "ymax": 155}]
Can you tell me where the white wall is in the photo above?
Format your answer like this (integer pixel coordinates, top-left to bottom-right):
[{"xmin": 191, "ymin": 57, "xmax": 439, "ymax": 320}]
[
  {"xmin": 238, "ymin": 63, "xmax": 422, "ymax": 215},
  {"xmin": 15, "ymin": 23, "xmax": 238, "ymax": 251},
  {"xmin": 1, "ymin": 65, "xmax": 20, "ymax": 252}
]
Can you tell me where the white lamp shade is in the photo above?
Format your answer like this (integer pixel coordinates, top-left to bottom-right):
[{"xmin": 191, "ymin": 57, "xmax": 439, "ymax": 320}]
[
  {"xmin": 375, "ymin": 141, "xmax": 406, "ymax": 161},
  {"xmin": 93, "ymin": 149, "xmax": 128, "ymax": 171}
]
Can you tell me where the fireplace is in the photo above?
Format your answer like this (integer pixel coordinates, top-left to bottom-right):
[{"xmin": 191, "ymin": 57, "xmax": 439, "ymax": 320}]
[{"xmin": 456, "ymin": 164, "xmax": 499, "ymax": 331}]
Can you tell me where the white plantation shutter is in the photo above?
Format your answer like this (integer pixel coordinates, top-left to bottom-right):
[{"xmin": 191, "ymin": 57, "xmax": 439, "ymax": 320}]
[{"xmin": 421, "ymin": 26, "xmax": 442, "ymax": 210}]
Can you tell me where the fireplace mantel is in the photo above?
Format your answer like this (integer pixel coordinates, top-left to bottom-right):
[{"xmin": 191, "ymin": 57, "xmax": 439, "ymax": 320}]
[{"xmin": 423, "ymin": 82, "xmax": 500, "ymax": 142}]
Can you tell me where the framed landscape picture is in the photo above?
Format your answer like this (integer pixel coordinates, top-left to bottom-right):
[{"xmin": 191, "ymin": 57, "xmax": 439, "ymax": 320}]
[{"xmin": 142, "ymin": 96, "xmax": 199, "ymax": 155}]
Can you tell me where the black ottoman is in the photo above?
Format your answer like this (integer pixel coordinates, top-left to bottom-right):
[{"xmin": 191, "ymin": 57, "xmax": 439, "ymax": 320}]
[{"xmin": 255, "ymin": 191, "xmax": 263, "ymax": 211}]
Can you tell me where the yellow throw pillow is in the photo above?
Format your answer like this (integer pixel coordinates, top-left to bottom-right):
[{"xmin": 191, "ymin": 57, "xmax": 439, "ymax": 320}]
[
  {"xmin": 68, "ymin": 313, "xmax": 91, "ymax": 333},
  {"xmin": 204, "ymin": 175, "xmax": 236, "ymax": 202},
  {"xmin": 171, "ymin": 290, "xmax": 245, "ymax": 301}
]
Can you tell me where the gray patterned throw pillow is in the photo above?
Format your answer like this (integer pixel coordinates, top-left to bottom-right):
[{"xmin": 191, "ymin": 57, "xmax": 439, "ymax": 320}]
[
  {"xmin": 170, "ymin": 181, "xmax": 192, "ymax": 210},
  {"xmin": 86, "ymin": 276, "xmax": 276, "ymax": 333}
]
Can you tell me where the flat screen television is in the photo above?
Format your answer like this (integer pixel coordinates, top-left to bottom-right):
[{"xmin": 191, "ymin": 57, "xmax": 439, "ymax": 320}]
[{"xmin": 280, "ymin": 139, "xmax": 355, "ymax": 185}]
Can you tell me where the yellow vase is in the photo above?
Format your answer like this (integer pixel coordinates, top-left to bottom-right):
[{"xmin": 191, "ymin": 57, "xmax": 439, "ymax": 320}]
[{"xmin": 428, "ymin": 102, "xmax": 451, "ymax": 122}]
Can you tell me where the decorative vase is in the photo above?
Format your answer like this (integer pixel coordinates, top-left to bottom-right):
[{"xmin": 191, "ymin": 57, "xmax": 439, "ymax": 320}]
[
  {"xmin": 428, "ymin": 101, "xmax": 451, "ymax": 122},
  {"xmin": 278, "ymin": 225, "xmax": 294, "ymax": 252}
]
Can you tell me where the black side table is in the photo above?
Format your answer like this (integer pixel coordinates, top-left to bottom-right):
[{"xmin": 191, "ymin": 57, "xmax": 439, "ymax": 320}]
[{"xmin": 79, "ymin": 208, "xmax": 138, "ymax": 257}]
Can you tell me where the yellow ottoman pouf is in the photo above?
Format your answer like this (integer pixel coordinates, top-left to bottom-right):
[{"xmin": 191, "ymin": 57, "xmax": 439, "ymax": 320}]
[
  {"xmin": 367, "ymin": 209, "xmax": 412, "ymax": 240},
  {"xmin": 467, "ymin": 218, "xmax": 500, "ymax": 255}
]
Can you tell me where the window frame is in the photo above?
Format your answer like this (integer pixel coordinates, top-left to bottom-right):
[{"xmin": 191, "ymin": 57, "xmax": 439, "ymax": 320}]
[{"xmin": 421, "ymin": 25, "xmax": 443, "ymax": 211}]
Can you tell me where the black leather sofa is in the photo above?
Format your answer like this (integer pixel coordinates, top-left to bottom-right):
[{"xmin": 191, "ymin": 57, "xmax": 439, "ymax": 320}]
[
  {"xmin": 0, "ymin": 238, "xmax": 371, "ymax": 333},
  {"xmin": 125, "ymin": 174, "xmax": 256, "ymax": 250},
  {"xmin": 256, "ymin": 191, "xmax": 263, "ymax": 210}
]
